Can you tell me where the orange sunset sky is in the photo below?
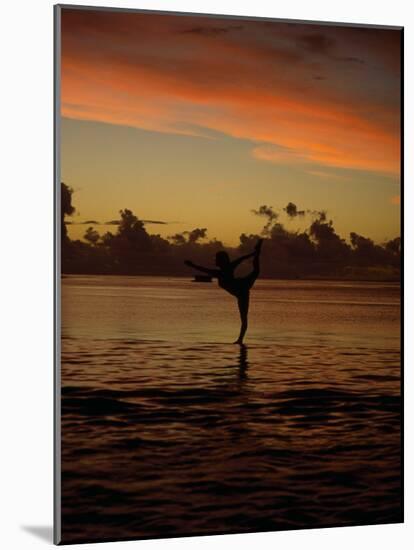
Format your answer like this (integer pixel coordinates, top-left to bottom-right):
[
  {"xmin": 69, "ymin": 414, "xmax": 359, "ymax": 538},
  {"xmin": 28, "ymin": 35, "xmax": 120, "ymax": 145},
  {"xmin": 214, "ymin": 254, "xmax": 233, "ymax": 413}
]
[{"xmin": 60, "ymin": 7, "xmax": 401, "ymax": 246}]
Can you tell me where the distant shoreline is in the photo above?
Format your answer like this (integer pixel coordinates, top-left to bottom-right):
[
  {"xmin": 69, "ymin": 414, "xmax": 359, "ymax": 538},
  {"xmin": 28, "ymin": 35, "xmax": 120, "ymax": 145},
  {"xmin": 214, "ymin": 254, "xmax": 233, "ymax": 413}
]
[{"xmin": 61, "ymin": 273, "xmax": 401, "ymax": 284}]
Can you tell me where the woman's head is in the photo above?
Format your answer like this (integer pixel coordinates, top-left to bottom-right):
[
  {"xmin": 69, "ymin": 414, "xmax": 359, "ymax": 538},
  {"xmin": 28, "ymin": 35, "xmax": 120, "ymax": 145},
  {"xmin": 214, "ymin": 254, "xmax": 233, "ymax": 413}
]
[{"xmin": 215, "ymin": 251, "xmax": 230, "ymax": 268}]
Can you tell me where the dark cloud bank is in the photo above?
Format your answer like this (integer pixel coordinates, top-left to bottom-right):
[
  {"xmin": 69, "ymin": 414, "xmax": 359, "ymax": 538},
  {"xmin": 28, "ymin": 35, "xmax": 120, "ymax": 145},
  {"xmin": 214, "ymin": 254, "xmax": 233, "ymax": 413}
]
[{"xmin": 61, "ymin": 183, "xmax": 400, "ymax": 281}]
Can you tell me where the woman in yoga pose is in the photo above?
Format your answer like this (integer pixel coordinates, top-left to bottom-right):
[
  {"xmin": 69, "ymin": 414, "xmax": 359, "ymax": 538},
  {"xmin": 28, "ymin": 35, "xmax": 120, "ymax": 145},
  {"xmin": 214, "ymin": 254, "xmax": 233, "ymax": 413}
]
[{"xmin": 185, "ymin": 239, "xmax": 263, "ymax": 344}]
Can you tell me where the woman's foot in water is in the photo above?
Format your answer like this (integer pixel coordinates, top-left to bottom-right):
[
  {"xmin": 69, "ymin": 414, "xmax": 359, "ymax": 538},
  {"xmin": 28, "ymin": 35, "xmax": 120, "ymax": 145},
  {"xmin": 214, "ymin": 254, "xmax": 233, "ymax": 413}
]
[{"xmin": 233, "ymin": 338, "xmax": 244, "ymax": 345}]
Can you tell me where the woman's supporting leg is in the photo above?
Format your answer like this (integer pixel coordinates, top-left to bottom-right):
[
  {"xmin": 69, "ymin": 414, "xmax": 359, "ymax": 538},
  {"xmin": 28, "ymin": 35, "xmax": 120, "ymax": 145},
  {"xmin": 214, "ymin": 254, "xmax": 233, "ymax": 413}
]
[{"xmin": 235, "ymin": 292, "xmax": 249, "ymax": 344}]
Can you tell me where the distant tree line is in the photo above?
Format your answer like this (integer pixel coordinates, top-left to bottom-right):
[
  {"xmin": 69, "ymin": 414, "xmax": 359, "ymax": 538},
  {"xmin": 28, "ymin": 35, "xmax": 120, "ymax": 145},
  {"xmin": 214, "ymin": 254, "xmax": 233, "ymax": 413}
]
[{"xmin": 61, "ymin": 183, "xmax": 400, "ymax": 281}]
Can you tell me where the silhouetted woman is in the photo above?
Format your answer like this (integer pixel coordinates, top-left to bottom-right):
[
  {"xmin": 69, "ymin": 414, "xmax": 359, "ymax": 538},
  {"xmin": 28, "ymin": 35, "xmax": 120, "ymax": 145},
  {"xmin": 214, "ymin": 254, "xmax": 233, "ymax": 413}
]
[{"xmin": 185, "ymin": 239, "xmax": 263, "ymax": 344}]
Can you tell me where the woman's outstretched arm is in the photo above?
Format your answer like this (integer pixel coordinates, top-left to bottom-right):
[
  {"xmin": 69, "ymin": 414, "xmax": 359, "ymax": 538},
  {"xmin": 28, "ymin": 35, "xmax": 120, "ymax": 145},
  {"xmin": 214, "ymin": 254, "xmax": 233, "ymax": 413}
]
[{"xmin": 184, "ymin": 260, "xmax": 219, "ymax": 277}]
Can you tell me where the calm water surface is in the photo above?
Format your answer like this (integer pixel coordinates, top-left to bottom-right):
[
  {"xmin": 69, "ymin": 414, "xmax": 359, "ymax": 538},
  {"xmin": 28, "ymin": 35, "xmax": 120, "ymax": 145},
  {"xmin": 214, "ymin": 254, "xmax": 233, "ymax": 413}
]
[{"xmin": 60, "ymin": 275, "xmax": 401, "ymax": 543}]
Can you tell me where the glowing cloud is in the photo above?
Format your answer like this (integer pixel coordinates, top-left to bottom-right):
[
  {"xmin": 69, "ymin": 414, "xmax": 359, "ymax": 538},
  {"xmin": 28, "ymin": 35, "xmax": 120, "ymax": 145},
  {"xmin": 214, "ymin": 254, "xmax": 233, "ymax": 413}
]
[{"xmin": 61, "ymin": 9, "xmax": 401, "ymax": 176}]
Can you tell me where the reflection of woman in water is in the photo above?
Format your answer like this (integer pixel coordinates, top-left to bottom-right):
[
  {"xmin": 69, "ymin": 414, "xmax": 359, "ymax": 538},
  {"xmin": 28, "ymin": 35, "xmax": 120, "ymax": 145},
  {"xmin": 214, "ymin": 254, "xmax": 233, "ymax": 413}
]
[{"xmin": 185, "ymin": 239, "xmax": 263, "ymax": 344}]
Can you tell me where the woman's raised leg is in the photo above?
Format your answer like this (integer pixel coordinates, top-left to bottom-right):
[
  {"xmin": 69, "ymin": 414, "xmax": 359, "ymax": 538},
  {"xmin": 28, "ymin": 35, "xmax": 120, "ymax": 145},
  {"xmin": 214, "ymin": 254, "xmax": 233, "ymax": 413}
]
[
  {"xmin": 253, "ymin": 238, "xmax": 263, "ymax": 276},
  {"xmin": 242, "ymin": 238, "xmax": 263, "ymax": 291}
]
